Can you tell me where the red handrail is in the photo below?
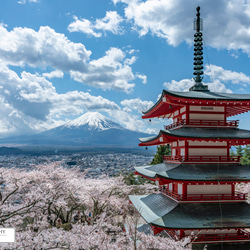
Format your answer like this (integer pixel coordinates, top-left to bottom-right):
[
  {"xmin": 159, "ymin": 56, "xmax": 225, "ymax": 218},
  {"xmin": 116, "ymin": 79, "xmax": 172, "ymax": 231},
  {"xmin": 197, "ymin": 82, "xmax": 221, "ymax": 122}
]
[
  {"xmin": 161, "ymin": 188, "xmax": 247, "ymax": 201},
  {"xmin": 165, "ymin": 119, "xmax": 239, "ymax": 130},
  {"xmin": 163, "ymin": 155, "xmax": 241, "ymax": 163},
  {"xmin": 192, "ymin": 231, "xmax": 250, "ymax": 242},
  {"xmin": 165, "ymin": 229, "xmax": 250, "ymax": 242}
]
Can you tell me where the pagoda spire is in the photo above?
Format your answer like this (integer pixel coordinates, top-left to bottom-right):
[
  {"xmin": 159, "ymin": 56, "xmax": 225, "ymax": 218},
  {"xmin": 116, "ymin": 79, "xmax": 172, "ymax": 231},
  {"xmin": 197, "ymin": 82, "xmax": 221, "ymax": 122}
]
[{"xmin": 189, "ymin": 6, "xmax": 209, "ymax": 91}]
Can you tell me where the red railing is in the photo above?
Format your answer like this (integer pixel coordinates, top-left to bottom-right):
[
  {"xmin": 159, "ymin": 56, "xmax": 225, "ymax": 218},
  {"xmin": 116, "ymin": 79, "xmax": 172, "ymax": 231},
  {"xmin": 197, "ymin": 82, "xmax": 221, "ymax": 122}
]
[
  {"xmin": 165, "ymin": 229, "xmax": 179, "ymax": 240},
  {"xmin": 192, "ymin": 231, "xmax": 250, "ymax": 243},
  {"xmin": 161, "ymin": 188, "xmax": 247, "ymax": 202},
  {"xmin": 165, "ymin": 119, "xmax": 239, "ymax": 130},
  {"xmin": 165, "ymin": 229, "xmax": 250, "ymax": 242},
  {"xmin": 163, "ymin": 155, "xmax": 241, "ymax": 163}
]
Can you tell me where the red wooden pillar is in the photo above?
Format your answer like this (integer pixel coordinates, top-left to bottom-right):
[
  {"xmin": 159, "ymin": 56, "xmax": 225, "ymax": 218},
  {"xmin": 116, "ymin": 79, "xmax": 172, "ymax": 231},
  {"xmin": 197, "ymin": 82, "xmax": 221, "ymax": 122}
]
[
  {"xmin": 227, "ymin": 141, "xmax": 230, "ymax": 161},
  {"xmin": 151, "ymin": 226, "xmax": 164, "ymax": 235},
  {"xmin": 179, "ymin": 229, "xmax": 185, "ymax": 239},
  {"xmin": 182, "ymin": 183, "xmax": 187, "ymax": 198},
  {"xmin": 186, "ymin": 105, "xmax": 190, "ymax": 125},
  {"xmin": 186, "ymin": 139, "xmax": 189, "ymax": 161},
  {"xmin": 232, "ymin": 183, "xmax": 235, "ymax": 197},
  {"xmin": 224, "ymin": 105, "xmax": 227, "ymax": 125}
]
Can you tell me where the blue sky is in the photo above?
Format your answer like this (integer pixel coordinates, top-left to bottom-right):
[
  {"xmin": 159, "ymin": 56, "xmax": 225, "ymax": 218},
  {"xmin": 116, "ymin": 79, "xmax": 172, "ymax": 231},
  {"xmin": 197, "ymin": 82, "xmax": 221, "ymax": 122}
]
[{"xmin": 1, "ymin": 0, "xmax": 250, "ymax": 137}]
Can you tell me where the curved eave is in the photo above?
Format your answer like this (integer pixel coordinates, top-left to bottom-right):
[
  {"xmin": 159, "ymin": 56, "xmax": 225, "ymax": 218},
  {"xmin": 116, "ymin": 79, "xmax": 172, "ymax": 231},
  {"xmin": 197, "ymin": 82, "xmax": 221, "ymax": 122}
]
[
  {"xmin": 130, "ymin": 193, "xmax": 250, "ymax": 230},
  {"xmin": 139, "ymin": 128, "xmax": 250, "ymax": 147},
  {"xmin": 142, "ymin": 90, "xmax": 250, "ymax": 119},
  {"xmin": 135, "ymin": 163, "xmax": 250, "ymax": 182},
  {"xmin": 142, "ymin": 91, "xmax": 182, "ymax": 119}
]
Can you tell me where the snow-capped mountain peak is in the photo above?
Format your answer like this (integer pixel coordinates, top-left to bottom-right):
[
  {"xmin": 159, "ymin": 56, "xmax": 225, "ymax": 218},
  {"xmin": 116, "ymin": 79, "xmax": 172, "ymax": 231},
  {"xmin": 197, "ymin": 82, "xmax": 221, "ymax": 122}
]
[{"xmin": 63, "ymin": 112, "xmax": 123, "ymax": 131}]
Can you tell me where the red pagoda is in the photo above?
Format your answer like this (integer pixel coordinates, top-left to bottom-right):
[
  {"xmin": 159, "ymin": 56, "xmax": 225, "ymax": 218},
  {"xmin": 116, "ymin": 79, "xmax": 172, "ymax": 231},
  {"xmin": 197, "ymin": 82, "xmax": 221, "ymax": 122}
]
[{"xmin": 129, "ymin": 6, "xmax": 250, "ymax": 245}]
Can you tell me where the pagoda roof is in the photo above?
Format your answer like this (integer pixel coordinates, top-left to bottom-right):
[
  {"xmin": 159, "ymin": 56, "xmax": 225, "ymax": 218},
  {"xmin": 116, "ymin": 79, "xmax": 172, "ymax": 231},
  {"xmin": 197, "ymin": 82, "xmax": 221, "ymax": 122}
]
[
  {"xmin": 165, "ymin": 89, "xmax": 250, "ymax": 100},
  {"xmin": 129, "ymin": 193, "xmax": 250, "ymax": 229},
  {"xmin": 139, "ymin": 127, "xmax": 250, "ymax": 146},
  {"xmin": 142, "ymin": 90, "xmax": 250, "ymax": 119},
  {"xmin": 135, "ymin": 163, "xmax": 250, "ymax": 182}
]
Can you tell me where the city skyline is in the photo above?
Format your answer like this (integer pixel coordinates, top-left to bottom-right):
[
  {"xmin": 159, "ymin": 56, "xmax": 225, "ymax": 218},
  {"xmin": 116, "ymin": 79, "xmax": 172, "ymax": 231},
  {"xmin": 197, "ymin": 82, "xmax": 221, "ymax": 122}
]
[{"xmin": 1, "ymin": 0, "xmax": 250, "ymax": 138}]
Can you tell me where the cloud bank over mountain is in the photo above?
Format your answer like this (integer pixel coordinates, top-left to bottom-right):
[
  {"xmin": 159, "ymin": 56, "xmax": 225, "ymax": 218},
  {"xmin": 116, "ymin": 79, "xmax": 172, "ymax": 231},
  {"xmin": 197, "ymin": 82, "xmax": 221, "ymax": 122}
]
[{"xmin": 0, "ymin": 0, "xmax": 250, "ymax": 138}]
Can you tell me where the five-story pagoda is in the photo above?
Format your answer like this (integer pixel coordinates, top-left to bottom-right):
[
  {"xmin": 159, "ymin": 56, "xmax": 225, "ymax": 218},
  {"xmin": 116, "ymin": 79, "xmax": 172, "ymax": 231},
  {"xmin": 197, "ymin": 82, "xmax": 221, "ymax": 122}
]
[{"xmin": 129, "ymin": 6, "xmax": 250, "ymax": 245}]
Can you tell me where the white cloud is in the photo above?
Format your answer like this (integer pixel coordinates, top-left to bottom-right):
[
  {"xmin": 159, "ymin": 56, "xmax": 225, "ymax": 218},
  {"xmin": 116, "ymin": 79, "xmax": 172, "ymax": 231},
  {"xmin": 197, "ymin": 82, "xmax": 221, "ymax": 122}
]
[
  {"xmin": 163, "ymin": 64, "xmax": 250, "ymax": 93},
  {"xmin": 205, "ymin": 65, "xmax": 250, "ymax": 85},
  {"xmin": 107, "ymin": 107, "xmax": 160, "ymax": 134},
  {"xmin": 163, "ymin": 79, "xmax": 194, "ymax": 92},
  {"xmin": 18, "ymin": 0, "xmax": 38, "ymax": 4},
  {"xmin": 163, "ymin": 77, "xmax": 232, "ymax": 93},
  {"xmin": 70, "ymin": 47, "xmax": 135, "ymax": 93},
  {"xmin": 0, "ymin": 66, "xmax": 121, "ymax": 136},
  {"xmin": 107, "ymin": 109, "xmax": 145, "ymax": 132},
  {"xmin": 0, "ymin": 25, "xmax": 91, "ymax": 71},
  {"xmin": 68, "ymin": 17, "xmax": 102, "ymax": 37},
  {"xmin": 121, "ymin": 98, "xmax": 154, "ymax": 113},
  {"xmin": 125, "ymin": 56, "xmax": 136, "ymax": 65},
  {"xmin": 113, "ymin": 0, "xmax": 250, "ymax": 55},
  {"xmin": 95, "ymin": 11, "xmax": 124, "ymax": 35},
  {"xmin": 68, "ymin": 11, "xmax": 123, "ymax": 37},
  {"xmin": 43, "ymin": 70, "xmax": 64, "ymax": 79},
  {"xmin": 113, "ymin": 0, "xmax": 194, "ymax": 46},
  {"xmin": 0, "ymin": 25, "xmax": 139, "ymax": 93},
  {"xmin": 136, "ymin": 73, "xmax": 147, "ymax": 84},
  {"xmin": 208, "ymin": 79, "xmax": 233, "ymax": 93}
]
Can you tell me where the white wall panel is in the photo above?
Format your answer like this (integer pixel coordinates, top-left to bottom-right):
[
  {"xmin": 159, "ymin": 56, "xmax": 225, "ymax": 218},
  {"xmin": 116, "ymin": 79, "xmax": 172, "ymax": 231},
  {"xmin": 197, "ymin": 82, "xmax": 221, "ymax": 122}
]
[
  {"xmin": 188, "ymin": 141, "xmax": 227, "ymax": 146},
  {"xmin": 187, "ymin": 184, "xmax": 231, "ymax": 194},
  {"xmin": 189, "ymin": 113, "xmax": 224, "ymax": 120},
  {"xmin": 188, "ymin": 148, "xmax": 227, "ymax": 156},
  {"xmin": 178, "ymin": 183, "xmax": 183, "ymax": 195},
  {"xmin": 189, "ymin": 106, "xmax": 224, "ymax": 112}
]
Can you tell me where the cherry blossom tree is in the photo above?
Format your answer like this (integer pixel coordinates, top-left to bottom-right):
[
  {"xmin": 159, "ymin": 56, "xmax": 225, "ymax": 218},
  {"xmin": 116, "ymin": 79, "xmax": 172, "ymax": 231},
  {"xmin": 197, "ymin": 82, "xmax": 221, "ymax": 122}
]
[{"xmin": 0, "ymin": 161, "xmax": 190, "ymax": 249}]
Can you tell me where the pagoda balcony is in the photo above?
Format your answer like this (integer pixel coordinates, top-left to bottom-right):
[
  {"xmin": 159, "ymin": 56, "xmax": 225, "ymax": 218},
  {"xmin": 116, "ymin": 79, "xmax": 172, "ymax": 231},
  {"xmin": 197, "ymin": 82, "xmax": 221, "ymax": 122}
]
[
  {"xmin": 191, "ymin": 231, "xmax": 250, "ymax": 243},
  {"xmin": 164, "ymin": 119, "xmax": 239, "ymax": 130},
  {"xmin": 165, "ymin": 229, "xmax": 250, "ymax": 243},
  {"xmin": 163, "ymin": 155, "xmax": 241, "ymax": 164},
  {"xmin": 161, "ymin": 188, "xmax": 247, "ymax": 202}
]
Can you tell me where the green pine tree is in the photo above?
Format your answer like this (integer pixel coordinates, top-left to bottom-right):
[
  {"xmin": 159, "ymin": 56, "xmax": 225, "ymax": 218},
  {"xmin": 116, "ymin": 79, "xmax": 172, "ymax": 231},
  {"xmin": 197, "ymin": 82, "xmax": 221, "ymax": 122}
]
[
  {"xmin": 241, "ymin": 145, "xmax": 250, "ymax": 165},
  {"xmin": 151, "ymin": 145, "xmax": 171, "ymax": 165},
  {"xmin": 235, "ymin": 145, "xmax": 243, "ymax": 156}
]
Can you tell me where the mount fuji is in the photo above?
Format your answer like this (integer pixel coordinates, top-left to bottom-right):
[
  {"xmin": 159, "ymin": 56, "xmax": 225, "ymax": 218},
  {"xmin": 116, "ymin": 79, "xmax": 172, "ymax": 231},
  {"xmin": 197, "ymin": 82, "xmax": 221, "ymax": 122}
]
[
  {"xmin": 62, "ymin": 112, "xmax": 123, "ymax": 131},
  {"xmin": 0, "ymin": 112, "xmax": 152, "ymax": 152}
]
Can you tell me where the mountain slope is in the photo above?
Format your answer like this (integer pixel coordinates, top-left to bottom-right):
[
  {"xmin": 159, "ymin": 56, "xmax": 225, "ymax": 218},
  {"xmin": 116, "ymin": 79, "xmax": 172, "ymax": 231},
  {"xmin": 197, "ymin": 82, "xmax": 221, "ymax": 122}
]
[
  {"xmin": 62, "ymin": 112, "xmax": 123, "ymax": 131},
  {"xmin": 0, "ymin": 112, "xmax": 152, "ymax": 150}
]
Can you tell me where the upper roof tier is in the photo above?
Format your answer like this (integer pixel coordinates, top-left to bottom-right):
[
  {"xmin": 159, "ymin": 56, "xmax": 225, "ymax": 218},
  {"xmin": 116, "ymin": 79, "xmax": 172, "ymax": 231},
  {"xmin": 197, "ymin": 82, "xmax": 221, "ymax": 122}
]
[
  {"xmin": 134, "ymin": 163, "xmax": 250, "ymax": 182},
  {"xmin": 142, "ymin": 90, "xmax": 250, "ymax": 119},
  {"xmin": 139, "ymin": 127, "xmax": 250, "ymax": 146}
]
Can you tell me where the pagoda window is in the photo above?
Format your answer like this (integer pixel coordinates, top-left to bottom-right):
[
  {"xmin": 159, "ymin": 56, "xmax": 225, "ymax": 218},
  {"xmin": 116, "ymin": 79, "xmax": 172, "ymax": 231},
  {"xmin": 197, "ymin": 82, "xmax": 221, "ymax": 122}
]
[
  {"xmin": 169, "ymin": 183, "xmax": 173, "ymax": 191},
  {"xmin": 172, "ymin": 148, "xmax": 176, "ymax": 156},
  {"xmin": 180, "ymin": 107, "xmax": 186, "ymax": 113},
  {"xmin": 174, "ymin": 110, "xmax": 179, "ymax": 116},
  {"xmin": 188, "ymin": 141, "xmax": 228, "ymax": 157},
  {"xmin": 188, "ymin": 141, "xmax": 227, "ymax": 146},
  {"xmin": 178, "ymin": 183, "xmax": 183, "ymax": 195},
  {"xmin": 187, "ymin": 184, "xmax": 231, "ymax": 195},
  {"xmin": 189, "ymin": 113, "xmax": 224, "ymax": 120},
  {"xmin": 189, "ymin": 105, "xmax": 225, "ymax": 121},
  {"xmin": 181, "ymin": 114, "xmax": 186, "ymax": 120},
  {"xmin": 188, "ymin": 147, "xmax": 227, "ymax": 156},
  {"xmin": 189, "ymin": 106, "xmax": 224, "ymax": 112},
  {"xmin": 180, "ymin": 148, "xmax": 185, "ymax": 156}
]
